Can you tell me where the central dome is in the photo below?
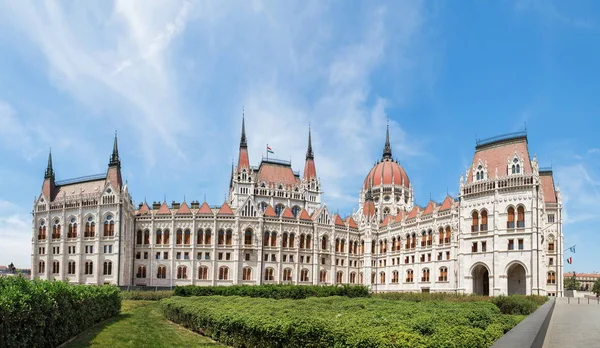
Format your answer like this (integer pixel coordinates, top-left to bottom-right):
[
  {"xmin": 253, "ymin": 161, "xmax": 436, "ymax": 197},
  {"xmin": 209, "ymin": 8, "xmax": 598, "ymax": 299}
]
[{"xmin": 363, "ymin": 158, "xmax": 410, "ymax": 190}]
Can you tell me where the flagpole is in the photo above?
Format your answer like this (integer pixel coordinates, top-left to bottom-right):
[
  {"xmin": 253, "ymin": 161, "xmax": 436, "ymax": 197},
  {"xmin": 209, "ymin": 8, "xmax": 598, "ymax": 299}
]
[{"xmin": 266, "ymin": 143, "xmax": 269, "ymax": 160}]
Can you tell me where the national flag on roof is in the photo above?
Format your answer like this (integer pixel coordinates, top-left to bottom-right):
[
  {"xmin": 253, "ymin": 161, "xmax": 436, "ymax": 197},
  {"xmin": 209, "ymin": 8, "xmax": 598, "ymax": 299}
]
[
  {"xmin": 569, "ymin": 246, "xmax": 576, "ymax": 253},
  {"xmin": 567, "ymin": 257, "xmax": 572, "ymax": 264},
  {"xmin": 267, "ymin": 145, "xmax": 274, "ymax": 154}
]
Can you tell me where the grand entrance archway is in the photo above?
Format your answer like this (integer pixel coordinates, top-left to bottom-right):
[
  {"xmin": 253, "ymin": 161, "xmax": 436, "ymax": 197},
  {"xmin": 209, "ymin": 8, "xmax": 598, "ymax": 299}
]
[
  {"xmin": 472, "ymin": 264, "xmax": 490, "ymax": 296},
  {"xmin": 507, "ymin": 263, "xmax": 526, "ymax": 295}
]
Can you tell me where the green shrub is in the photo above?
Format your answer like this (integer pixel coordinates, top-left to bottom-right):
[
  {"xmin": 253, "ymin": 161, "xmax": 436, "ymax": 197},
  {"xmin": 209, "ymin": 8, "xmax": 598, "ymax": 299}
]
[
  {"xmin": 375, "ymin": 292, "xmax": 491, "ymax": 302},
  {"xmin": 491, "ymin": 295, "xmax": 539, "ymax": 315},
  {"xmin": 121, "ymin": 290, "xmax": 173, "ymax": 301},
  {"xmin": 173, "ymin": 284, "xmax": 370, "ymax": 299},
  {"xmin": 161, "ymin": 295, "xmax": 517, "ymax": 348},
  {"xmin": 0, "ymin": 275, "xmax": 121, "ymax": 348}
]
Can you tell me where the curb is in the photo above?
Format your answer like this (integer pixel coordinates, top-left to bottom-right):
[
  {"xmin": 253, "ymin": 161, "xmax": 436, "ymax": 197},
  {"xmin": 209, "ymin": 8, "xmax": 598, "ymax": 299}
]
[{"xmin": 492, "ymin": 298, "xmax": 556, "ymax": 348}]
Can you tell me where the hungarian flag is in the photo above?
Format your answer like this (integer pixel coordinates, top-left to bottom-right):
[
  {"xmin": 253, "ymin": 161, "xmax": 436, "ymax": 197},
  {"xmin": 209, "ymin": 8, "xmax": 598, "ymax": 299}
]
[
  {"xmin": 567, "ymin": 257, "xmax": 572, "ymax": 264},
  {"xmin": 267, "ymin": 145, "xmax": 274, "ymax": 154}
]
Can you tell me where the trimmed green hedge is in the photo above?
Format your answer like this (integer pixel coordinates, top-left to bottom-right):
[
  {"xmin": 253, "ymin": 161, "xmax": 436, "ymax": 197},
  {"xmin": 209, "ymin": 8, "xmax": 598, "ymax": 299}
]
[
  {"xmin": 174, "ymin": 284, "xmax": 370, "ymax": 299},
  {"xmin": 492, "ymin": 295, "xmax": 546, "ymax": 315},
  {"xmin": 375, "ymin": 292, "xmax": 492, "ymax": 302},
  {"xmin": 121, "ymin": 290, "xmax": 174, "ymax": 301},
  {"xmin": 0, "ymin": 276, "xmax": 121, "ymax": 348},
  {"xmin": 161, "ymin": 296, "xmax": 519, "ymax": 348}
]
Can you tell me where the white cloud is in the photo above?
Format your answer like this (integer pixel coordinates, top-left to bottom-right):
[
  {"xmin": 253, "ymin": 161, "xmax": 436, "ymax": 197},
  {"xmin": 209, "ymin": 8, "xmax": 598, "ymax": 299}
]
[
  {"xmin": 555, "ymin": 164, "xmax": 600, "ymax": 225},
  {"xmin": 588, "ymin": 148, "xmax": 600, "ymax": 155},
  {"xmin": 0, "ymin": 200, "xmax": 32, "ymax": 268}
]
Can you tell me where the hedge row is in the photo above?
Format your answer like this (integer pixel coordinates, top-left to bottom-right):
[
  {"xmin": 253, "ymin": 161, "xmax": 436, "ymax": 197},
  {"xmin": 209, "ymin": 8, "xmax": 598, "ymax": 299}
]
[
  {"xmin": 492, "ymin": 295, "xmax": 546, "ymax": 315},
  {"xmin": 375, "ymin": 292, "xmax": 492, "ymax": 302},
  {"xmin": 161, "ymin": 295, "xmax": 519, "ymax": 348},
  {"xmin": 174, "ymin": 284, "xmax": 370, "ymax": 299},
  {"xmin": 121, "ymin": 290, "xmax": 174, "ymax": 301},
  {"xmin": 0, "ymin": 276, "xmax": 121, "ymax": 348}
]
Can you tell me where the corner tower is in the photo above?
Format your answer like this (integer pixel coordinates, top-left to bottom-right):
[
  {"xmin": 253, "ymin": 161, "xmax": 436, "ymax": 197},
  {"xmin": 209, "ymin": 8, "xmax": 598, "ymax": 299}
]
[
  {"xmin": 229, "ymin": 112, "xmax": 254, "ymax": 208},
  {"xmin": 303, "ymin": 126, "xmax": 321, "ymax": 214}
]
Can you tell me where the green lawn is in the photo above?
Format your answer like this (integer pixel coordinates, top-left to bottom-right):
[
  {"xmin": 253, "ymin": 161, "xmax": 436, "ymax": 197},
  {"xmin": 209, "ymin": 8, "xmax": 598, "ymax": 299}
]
[{"xmin": 64, "ymin": 300, "xmax": 225, "ymax": 348}]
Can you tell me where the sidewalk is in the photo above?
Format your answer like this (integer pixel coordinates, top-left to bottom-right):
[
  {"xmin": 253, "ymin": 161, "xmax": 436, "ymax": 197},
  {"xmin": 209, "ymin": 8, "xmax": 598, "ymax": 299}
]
[{"xmin": 543, "ymin": 297, "xmax": 600, "ymax": 348}]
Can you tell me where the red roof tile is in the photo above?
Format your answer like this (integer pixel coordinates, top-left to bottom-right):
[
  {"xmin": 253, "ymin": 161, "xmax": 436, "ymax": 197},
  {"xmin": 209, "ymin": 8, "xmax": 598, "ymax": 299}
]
[
  {"xmin": 334, "ymin": 214, "xmax": 345, "ymax": 227},
  {"xmin": 197, "ymin": 202, "xmax": 213, "ymax": 215},
  {"xmin": 281, "ymin": 207, "xmax": 295, "ymax": 219},
  {"xmin": 393, "ymin": 211, "xmax": 404, "ymax": 223},
  {"xmin": 311, "ymin": 207, "xmax": 323, "ymax": 221},
  {"xmin": 263, "ymin": 205, "xmax": 277, "ymax": 217},
  {"xmin": 217, "ymin": 203, "xmax": 234, "ymax": 215},
  {"xmin": 468, "ymin": 136, "xmax": 531, "ymax": 183},
  {"xmin": 364, "ymin": 159, "xmax": 410, "ymax": 189},
  {"xmin": 156, "ymin": 202, "xmax": 171, "ymax": 215},
  {"xmin": 237, "ymin": 148, "xmax": 250, "ymax": 172},
  {"xmin": 363, "ymin": 201, "xmax": 376, "ymax": 218},
  {"xmin": 299, "ymin": 209, "xmax": 312, "ymax": 221},
  {"xmin": 439, "ymin": 196, "xmax": 453, "ymax": 211},
  {"xmin": 176, "ymin": 202, "xmax": 192, "ymax": 215},
  {"xmin": 422, "ymin": 201, "xmax": 435, "ymax": 215},
  {"xmin": 256, "ymin": 161, "xmax": 300, "ymax": 187},
  {"xmin": 138, "ymin": 202, "xmax": 150, "ymax": 215},
  {"xmin": 304, "ymin": 158, "xmax": 317, "ymax": 181},
  {"xmin": 380, "ymin": 215, "xmax": 393, "ymax": 227},
  {"xmin": 540, "ymin": 173, "xmax": 557, "ymax": 203},
  {"xmin": 346, "ymin": 216, "xmax": 358, "ymax": 229},
  {"xmin": 407, "ymin": 206, "xmax": 420, "ymax": 219}
]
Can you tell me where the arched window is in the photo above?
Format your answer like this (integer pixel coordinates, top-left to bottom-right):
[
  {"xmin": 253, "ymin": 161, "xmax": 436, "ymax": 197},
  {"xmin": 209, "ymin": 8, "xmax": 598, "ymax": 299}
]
[
  {"xmin": 471, "ymin": 211, "xmax": 479, "ymax": 232},
  {"xmin": 198, "ymin": 266, "xmax": 208, "ymax": 280},
  {"xmin": 38, "ymin": 260, "xmax": 45, "ymax": 273},
  {"xmin": 427, "ymin": 230, "xmax": 432, "ymax": 246},
  {"xmin": 85, "ymin": 261, "xmax": 94, "ymax": 275},
  {"xmin": 438, "ymin": 227, "xmax": 444, "ymax": 245},
  {"xmin": 411, "ymin": 233, "xmax": 416, "ymax": 249},
  {"xmin": 439, "ymin": 267, "xmax": 448, "ymax": 282},
  {"xmin": 359, "ymin": 272, "xmax": 364, "ymax": 284},
  {"xmin": 517, "ymin": 206, "xmax": 525, "ymax": 228},
  {"xmin": 379, "ymin": 271, "xmax": 385, "ymax": 284},
  {"xmin": 259, "ymin": 201, "xmax": 268, "ymax": 211},
  {"xmin": 52, "ymin": 220, "xmax": 61, "ymax": 240},
  {"xmin": 406, "ymin": 269, "xmax": 414, "ymax": 283},
  {"xmin": 335, "ymin": 238, "xmax": 340, "ymax": 252},
  {"xmin": 371, "ymin": 240, "xmax": 376, "ymax": 254},
  {"xmin": 218, "ymin": 266, "xmax": 229, "ymax": 280},
  {"xmin": 292, "ymin": 205, "xmax": 301, "ymax": 218},
  {"xmin": 177, "ymin": 266, "xmax": 187, "ymax": 279},
  {"xmin": 319, "ymin": 270, "xmax": 327, "ymax": 283},
  {"xmin": 341, "ymin": 239, "xmax": 346, "ymax": 253},
  {"xmin": 405, "ymin": 234, "xmax": 410, "ymax": 249},
  {"xmin": 38, "ymin": 222, "xmax": 47, "ymax": 241},
  {"xmin": 421, "ymin": 268, "xmax": 430, "ymax": 282},
  {"xmin": 299, "ymin": 234, "xmax": 305, "ymax": 249},
  {"xmin": 68, "ymin": 220, "xmax": 78, "ymax": 239},
  {"xmin": 226, "ymin": 229, "xmax": 233, "ymax": 245},
  {"xmin": 218, "ymin": 230, "xmax": 225, "ymax": 245},
  {"xmin": 361, "ymin": 240, "xmax": 365, "ymax": 255},
  {"xmin": 104, "ymin": 216, "xmax": 114, "ymax": 237},
  {"xmin": 321, "ymin": 235, "xmax": 328, "ymax": 250},
  {"xmin": 242, "ymin": 267, "xmax": 252, "ymax": 281},
  {"xmin": 371, "ymin": 272, "xmax": 376, "ymax": 284},
  {"xmin": 289, "ymin": 233, "xmax": 295, "ymax": 248},
  {"xmin": 136, "ymin": 230, "xmax": 143, "ymax": 245},
  {"xmin": 196, "ymin": 229, "xmax": 203, "ymax": 245},
  {"xmin": 337, "ymin": 271, "xmax": 344, "ymax": 284},
  {"xmin": 163, "ymin": 229, "xmax": 170, "ymax": 244},
  {"xmin": 142, "ymin": 230, "xmax": 149, "ymax": 245},
  {"xmin": 507, "ymin": 207, "xmax": 515, "ymax": 229},
  {"xmin": 275, "ymin": 204, "xmax": 285, "ymax": 217},
  {"xmin": 421, "ymin": 231, "xmax": 426, "ymax": 247},
  {"xmin": 270, "ymin": 231, "xmax": 277, "ymax": 247},
  {"xmin": 156, "ymin": 229, "xmax": 163, "ymax": 245},
  {"xmin": 306, "ymin": 234, "xmax": 312, "ymax": 250},
  {"xmin": 204, "ymin": 229, "xmax": 211, "ymax": 245},
  {"xmin": 157, "ymin": 266, "xmax": 167, "ymax": 279},
  {"xmin": 350, "ymin": 272, "xmax": 357, "ymax": 284},
  {"xmin": 184, "ymin": 229, "xmax": 191, "ymax": 245},
  {"xmin": 283, "ymin": 268, "xmax": 292, "ymax": 281},
  {"xmin": 445, "ymin": 226, "xmax": 451, "ymax": 244},
  {"xmin": 392, "ymin": 270, "xmax": 399, "ymax": 283},
  {"xmin": 85, "ymin": 219, "xmax": 96, "ymax": 238},
  {"xmin": 391, "ymin": 237, "xmax": 396, "ymax": 252},
  {"xmin": 263, "ymin": 231, "xmax": 270, "ymax": 246},
  {"xmin": 52, "ymin": 260, "xmax": 60, "ymax": 274},
  {"xmin": 244, "ymin": 229, "xmax": 253, "ymax": 245},
  {"xmin": 547, "ymin": 271, "xmax": 556, "ymax": 284},
  {"xmin": 136, "ymin": 266, "xmax": 146, "ymax": 278},
  {"xmin": 264, "ymin": 267, "xmax": 274, "ymax": 281},
  {"xmin": 103, "ymin": 261, "xmax": 112, "ymax": 275},
  {"xmin": 176, "ymin": 229, "xmax": 183, "ymax": 245},
  {"xmin": 300, "ymin": 269, "xmax": 309, "ymax": 282},
  {"xmin": 282, "ymin": 232, "xmax": 288, "ymax": 248},
  {"xmin": 480, "ymin": 210, "xmax": 488, "ymax": 231}
]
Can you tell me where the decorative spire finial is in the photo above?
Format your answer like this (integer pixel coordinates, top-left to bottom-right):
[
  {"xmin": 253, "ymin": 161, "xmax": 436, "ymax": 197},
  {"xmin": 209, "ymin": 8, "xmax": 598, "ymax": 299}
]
[
  {"xmin": 44, "ymin": 148, "xmax": 55, "ymax": 180},
  {"xmin": 240, "ymin": 109, "xmax": 247, "ymax": 148},
  {"xmin": 306, "ymin": 124, "xmax": 314, "ymax": 160},
  {"xmin": 382, "ymin": 121, "xmax": 392, "ymax": 159},
  {"xmin": 109, "ymin": 131, "xmax": 121, "ymax": 167}
]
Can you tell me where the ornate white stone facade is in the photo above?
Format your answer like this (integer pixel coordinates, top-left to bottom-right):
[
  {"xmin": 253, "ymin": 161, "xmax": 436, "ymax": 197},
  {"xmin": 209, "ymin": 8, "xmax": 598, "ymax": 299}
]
[{"xmin": 31, "ymin": 122, "xmax": 563, "ymax": 296}]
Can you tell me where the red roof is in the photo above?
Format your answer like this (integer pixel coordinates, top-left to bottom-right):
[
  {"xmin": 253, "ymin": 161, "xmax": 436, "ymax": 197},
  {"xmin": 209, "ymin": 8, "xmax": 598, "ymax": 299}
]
[
  {"xmin": 540, "ymin": 173, "xmax": 557, "ymax": 203},
  {"xmin": 363, "ymin": 159, "xmax": 410, "ymax": 189},
  {"xmin": 237, "ymin": 148, "xmax": 250, "ymax": 172},
  {"xmin": 217, "ymin": 203, "xmax": 234, "ymax": 215},
  {"xmin": 256, "ymin": 161, "xmax": 300, "ymax": 187},
  {"xmin": 468, "ymin": 136, "xmax": 531, "ymax": 183},
  {"xmin": 197, "ymin": 202, "xmax": 213, "ymax": 215},
  {"xmin": 393, "ymin": 211, "xmax": 404, "ymax": 223},
  {"xmin": 407, "ymin": 206, "xmax": 420, "ymax": 219},
  {"xmin": 281, "ymin": 207, "xmax": 295, "ymax": 219},
  {"xmin": 439, "ymin": 196, "xmax": 453, "ymax": 211},
  {"xmin": 363, "ymin": 201, "xmax": 375, "ymax": 218},
  {"xmin": 263, "ymin": 205, "xmax": 278, "ymax": 217},
  {"xmin": 299, "ymin": 209, "xmax": 312, "ymax": 221},
  {"xmin": 334, "ymin": 214, "xmax": 345, "ymax": 227},
  {"xmin": 176, "ymin": 202, "xmax": 192, "ymax": 215},
  {"xmin": 422, "ymin": 201, "xmax": 435, "ymax": 215},
  {"xmin": 138, "ymin": 202, "xmax": 150, "ymax": 215},
  {"xmin": 304, "ymin": 158, "xmax": 317, "ymax": 181},
  {"xmin": 346, "ymin": 216, "xmax": 358, "ymax": 229},
  {"xmin": 156, "ymin": 202, "xmax": 171, "ymax": 215},
  {"xmin": 380, "ymin": 215, "xmax": 393, "ymax": 227},
  {"xmin": 564, "ymin": 273, "xmax": 600, "ymax": 278}
]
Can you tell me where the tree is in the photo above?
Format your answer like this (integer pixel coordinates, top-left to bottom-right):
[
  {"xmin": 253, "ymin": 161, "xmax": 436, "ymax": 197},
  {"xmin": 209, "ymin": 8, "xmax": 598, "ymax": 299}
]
[
  {"xmin": 592, "ymin": 278, "xmax": 600, "ymax": 297},
  {"xmin": 564, "ymin": 272, "xmax": 580, "ymax": 291}
]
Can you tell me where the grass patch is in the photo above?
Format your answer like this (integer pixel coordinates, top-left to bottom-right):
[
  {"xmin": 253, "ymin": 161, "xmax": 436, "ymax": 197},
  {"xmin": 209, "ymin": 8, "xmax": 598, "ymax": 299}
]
[
  {"xmin": 64, "ymin": 300, "xmax": 225, "ymax": 348},
  {"xmin": 121, "ymin": 290, "xmax": 174, "ymax": 301}
]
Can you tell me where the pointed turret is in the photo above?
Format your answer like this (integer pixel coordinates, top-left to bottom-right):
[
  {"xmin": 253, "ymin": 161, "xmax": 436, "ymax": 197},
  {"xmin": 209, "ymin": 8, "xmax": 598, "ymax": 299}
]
[
  {"xmin": 237, "ymin": 113, "xmax": 250, "ymax": 172},
  {"xmin": 44, "ymin": 149, "xmax": 55, "ymax": 180},
  {"xmin": 303, "ymin": 126, "xmax": 317, "ymax": 181},
  {"xmin": 106, "ymin": 131, "xmax": 123, "ymax": 188},
  {"xmin": 363, "ymin": 183, "xmax": 376, "ymax": 219},
  {"xmin": 42, "ymin": 149, "xmax": 56, "ymax": 199},
  {"xmin": 382, "ymin": 122, "xmax": 392, "ymax": 159}
]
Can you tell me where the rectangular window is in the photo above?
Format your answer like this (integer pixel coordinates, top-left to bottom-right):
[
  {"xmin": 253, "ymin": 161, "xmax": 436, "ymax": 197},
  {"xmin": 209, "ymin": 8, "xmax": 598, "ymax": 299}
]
[
  {"xmin": 335, "ymin": 258, "xmax": 339, "ymax": 266},
  {"xmin": 549, "ymin": 258, "xmax": 554, "ymax": 266},
  {"xmin": 437, "ymin": 252, "xmax": 442, "ymax": 261},
  {"xmin": 176, "ymin": 252, "xmax": 181, "ymax": 260},
  {"xmin": 205, "ymin": 252, "xmax": 210, "ymax": 260},
  {"xmin": 271, "ymin": 254, "xmax": 276, "ymax": 262},
  {"xmin": 548, "ymin": 214, "xmax": 555, "ymax": 223},
  {"xmin": 411, "ymin": 255, "xmax": 415, "ymax": 263},
  {"xmin": 155, "ymin": 252, "xmax": 160, "ymax": 260},
  {"xmin": 184, "ymin": 252, "xmax": 189, "ymax": 260},
  {"xmin": 245, "ymin": 253, "xmax": 250, "ymax": 261},
  {"xmin": 109, "ymin": 245, "xmax": 113, "ymax": 253},
  {"xmin": 481, "ymin": 241, "xmax": 487, "ymax": 252},
  {"xmin": 427, "ymin": 253, "xmax": 431, "ymax": 262},
  {"xmin": 340, "ymin": 259, "xmax": 343, "ymax": 266},
  {"xmin": 290, "ymin": 255, "xmax": 294, "ymax": 263},
  {"xmin": 508, "ymin": 239, "xmax": 514, "ymax": 250},
  {"xmin": 518, "ymin": 239, "xmax": 524, "ymax": 250},
  {"xmin": 472, "ymin": 242, "xmax": 478, "ymax": 253},
  {"xmin": 283, "ymin": 255, "xmax": 288, "ymax": 262},
  {"xmin": 446, "ymin": 251, "xmax": 450, "ymax": 260},
  {"xmin": 226, "ymin": 253, "xmax": 231, "ymax": 261},
  {"xmin": 300, "ymin": 255, "xmax": 305, "ymax": 263},
  {"xmin": 197, "ymin": 252, "xmax": 202, "ymax": 260},
  {"xmin": 420, "ymin": 254, "xmax": 425, "ymax": 262},
  {"xmin": 163, "ymin": 252, "xmax": 168, "ymax": 260},
  {"xmin": 321, "ymin": 257, "xmax": 326, "ymax": 265},
  {"xmin": 219, "ymin": 252, "xmax": 224, "ymax": 261},
  {"xmin": 306, "ymin": 256, "xmax": 310, "ymax": 263}
]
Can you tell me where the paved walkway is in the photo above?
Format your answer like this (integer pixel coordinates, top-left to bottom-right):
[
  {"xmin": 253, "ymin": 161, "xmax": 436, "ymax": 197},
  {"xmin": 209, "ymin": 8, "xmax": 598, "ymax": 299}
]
[{"xmin": 543, "ymin": 297, "xmax": 600, "ymax": 348}]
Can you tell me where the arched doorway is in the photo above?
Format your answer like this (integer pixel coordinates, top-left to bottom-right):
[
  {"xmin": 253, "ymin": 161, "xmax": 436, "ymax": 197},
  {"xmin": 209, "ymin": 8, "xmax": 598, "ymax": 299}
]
[
  {"xmin": 472, "ymin": 264, "xmax": 490, "ymax": 296},
  {"xmin": 507, "ymin": 263, "xmax": 526, "ymax": 295}
]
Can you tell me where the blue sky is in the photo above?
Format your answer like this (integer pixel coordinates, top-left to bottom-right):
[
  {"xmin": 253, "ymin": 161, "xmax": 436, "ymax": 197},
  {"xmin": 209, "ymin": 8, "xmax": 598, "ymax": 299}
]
[{"xmin": 0, "ymin": 0, "xmax": 598, "ymax": 272}]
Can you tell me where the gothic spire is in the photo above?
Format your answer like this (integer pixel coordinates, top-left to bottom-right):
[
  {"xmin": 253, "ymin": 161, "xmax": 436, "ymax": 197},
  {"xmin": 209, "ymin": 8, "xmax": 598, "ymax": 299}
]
[
  {"xmin": 44, "ymin": 148, "xmax": 55, "ymax": 180},
  {"xmin": 382, "ymin": 121, "xmax": 392, "ymax": 159},
  {"xmin": 109, "ymin": 131, "xmax": 121, "ymax": 167},
  {"xmin": 306, "ymin": 125, "xmax": 314, "ymax": 160},
  {"xmin": 240, "ymin": 110, "xmax": 247, "ymax": 148}
]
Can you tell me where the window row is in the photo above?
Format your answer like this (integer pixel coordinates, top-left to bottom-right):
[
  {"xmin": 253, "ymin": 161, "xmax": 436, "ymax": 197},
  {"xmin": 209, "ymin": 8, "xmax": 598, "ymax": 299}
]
[
  {"xmin": 38, "ymin": 216, "xmax": 115, "ymax": 240},
  {"xmin": 136, "ymin": 229, "xmax": 255, "ymax": 246},
  {"xmin": 471, "ymin": 206, "xmax": 526, "ymax": 232},
  {"xmin": 371, "ymin": 267, "xmax": 449, "ymax": 284},
  {"xmin": 38, "ymin": 260, "xmax": 112, "ymax": 276}
]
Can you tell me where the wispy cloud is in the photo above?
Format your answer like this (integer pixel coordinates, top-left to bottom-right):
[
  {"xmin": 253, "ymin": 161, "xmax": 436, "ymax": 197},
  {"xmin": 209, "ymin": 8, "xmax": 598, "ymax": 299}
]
[
  {"xmin": 515, "ymin": 0, "xmax": 594, "ymax": 29},
  {"xmin": 0, "ymin": 200, "xmax": 31, "ymax": 267}
]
